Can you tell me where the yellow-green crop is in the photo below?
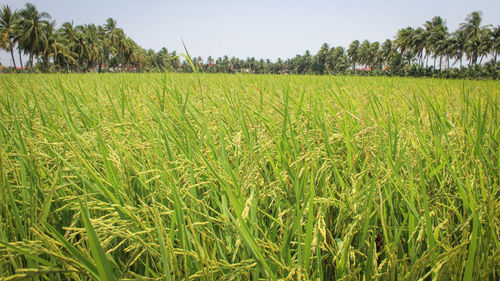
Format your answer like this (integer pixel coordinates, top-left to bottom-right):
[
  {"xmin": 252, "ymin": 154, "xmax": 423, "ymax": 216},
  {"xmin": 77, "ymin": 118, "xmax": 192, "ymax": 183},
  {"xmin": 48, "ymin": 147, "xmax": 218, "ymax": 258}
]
[{"xmin": 0, "ymin": 73, "xmax": 498, "ymax": 280}]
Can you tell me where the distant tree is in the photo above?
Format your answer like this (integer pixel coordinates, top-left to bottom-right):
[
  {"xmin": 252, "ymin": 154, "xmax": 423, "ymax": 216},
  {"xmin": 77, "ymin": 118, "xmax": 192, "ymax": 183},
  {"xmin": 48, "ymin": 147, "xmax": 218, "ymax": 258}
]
[
  {"xmin": 18, "ymin": 3, "xmax": 51, "ymax": 69},
  {"xmin": 477, "ymin": 27, "xmax": 493, "ymax": 64},
  {"xmin": 0, "ymin": 5, "xmax": 19, "ymax": 69},
  {"xmin": 394, "ymin": 27, "xmax": 415, "ymax": 64},
  {"xmin": 39, "ymin": 20, "xmax": 74, "ymax": 72},
  {"xmin": 412, "ymin": 27, "xmax": 427, "ymax": 66},
  {"xmin": 0, "ymin": 4, "xmax": 497, "ymax": 78},
  {"xmin": 380, "ymin": 39, "xmax": 394, "ymax": 68},
  {"xmin": 74, "ymin": 24, "xmax": 102, "ymax": 71},
  {"xmin": 370, "ymin": 41, "xmax": 381, "ymax": 69},
  {"xmin": 358, "ymin": 40, "xmax": 372, "ymax": 68},
  {"xmin": 460, "ymin": 11, "xmax": 488, "ymax": 65},
  {"xmin": 347, "ymin": 40, "xmax": 360, "ymax": 70},
  {"xmin": 492, "ymin": 25, "xmax": 500, "ymax": 63},
  {"xmin": 424, "ymin": 16, "xmax": 448, "ymax": 68},
  {"xmin": 451, "ymin": 29, "xmax": 468, "ymax": 67},
  {"xmin": 313, "ymin": 43, "xmax": 329, "ymax": 74}
]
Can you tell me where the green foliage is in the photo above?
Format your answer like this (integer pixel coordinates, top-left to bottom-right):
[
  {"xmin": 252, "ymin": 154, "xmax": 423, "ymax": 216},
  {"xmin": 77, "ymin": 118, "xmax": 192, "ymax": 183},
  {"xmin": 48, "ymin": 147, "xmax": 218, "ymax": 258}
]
[
  {"xmin": 0, "ymin": 4, "xmax": 499, "ymax": 79},
  {"xmin": 0, "ymin": 73, "xmax": 498, "ymax": 280}
]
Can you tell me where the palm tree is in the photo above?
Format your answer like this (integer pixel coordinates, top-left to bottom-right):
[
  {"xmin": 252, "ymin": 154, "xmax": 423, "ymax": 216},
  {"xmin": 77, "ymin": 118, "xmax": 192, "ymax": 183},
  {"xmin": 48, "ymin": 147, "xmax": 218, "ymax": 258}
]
[
  {"xmin": 57, "ymin": 22, "xmax": 79, "ymax": 71},
  {"xmin": 492, "ymin": 25, "xmax": 500, "ymax": 63},
  {"xmin": 74, "ymin": 24, "xmax": 103, "ymax": 71},
  {"xmin": 0, "ymin": 29, "xmax": 5, "ymax": 51},
  {"xmin": 104, "ymin": 18, "xmax": 122, "ymax": 71},
  {"xmin": 451, "ymin": 29, "xmax": 467, "ymax": 67},
  {"xmin": 40, "ymin": 21, "xmax": 74, "ymax": 72},
  {"xmin": 326, "ymin": 46, "xmax": 349, "ymax": 73},
  {"xmin": 424, "ymin": 16, "xmax": 447, "ymax": 69},
  {"xmin": 370, "ymin": 41, "xmax": 381, "ymax": 69},
  {"xmin": 97, "ymin": 25, "xmax": 110, "ymax": 72},
  {"xmin": 325, "ymin": 46, "xmax": 338, "ymax": 73},
  {"xmin": 114, "ymin": 29, "xmax": 129, "ymax": 70},
  {"xmin": 442, "ymin": 37, "xmax": 454, "ymax": 69},
  {"xmin": 394, "ymin": 27, "xmax": 414, "ymax": 64},
  {"xmin": 380, "ymin": 39, "xmax": 393, "ymax": 68},
  {"xmin": 460, "ymin": 11, "xmax": 487, "ymax": 65},
  {"xmin": 122, "ymin": 37, "xmax": 147, "ymax": 72},
  {"xmin": 434, "ymin": 37, "xmax": 449, "ymax": 70},
  {"xmin": 412, "ymin": 27, "xmax": 427, "ymax": 66},
  {"xmin": 358, "ymin": 40, "xmax": 372, "ymax": 68},
  {"xmin": 207, "ymin": 56, "xmax": 214, "ymax": 70},
  {"xmin": 347, "ymin": 40, "xmax": 360, "ymax": 70},
  {"xmin": 441, "ymin": 36, "xmax": 456, "ymax": 69},
  {"xmin": 477, "ymin": 27, "xmax": 492, "ymax": 64},
  {"xmin": 314, "ymin": 43, "xmax": 329, "ymax": 74},
  {"xmin": 0, "ymin": 5, "xmax": 19, "ymax": 69},
  {"xmin": 18, "ymin": 3, "xmax": 51, "ymax": 69}
]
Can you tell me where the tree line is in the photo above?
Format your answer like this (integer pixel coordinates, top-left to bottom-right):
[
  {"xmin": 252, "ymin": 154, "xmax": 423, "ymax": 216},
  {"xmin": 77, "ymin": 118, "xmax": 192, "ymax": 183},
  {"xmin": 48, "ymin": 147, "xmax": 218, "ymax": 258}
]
[{"xmin": 1, "ymin": 3, "xmax": 499, "ymax": 78}]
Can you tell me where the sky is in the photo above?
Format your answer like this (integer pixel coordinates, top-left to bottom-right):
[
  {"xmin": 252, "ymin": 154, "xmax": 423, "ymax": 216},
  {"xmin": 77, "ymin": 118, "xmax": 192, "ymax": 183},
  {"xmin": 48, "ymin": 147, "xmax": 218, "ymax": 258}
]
[{"xmin": 1, "ymin": 0, "xmax": 500, "ymax": 66}]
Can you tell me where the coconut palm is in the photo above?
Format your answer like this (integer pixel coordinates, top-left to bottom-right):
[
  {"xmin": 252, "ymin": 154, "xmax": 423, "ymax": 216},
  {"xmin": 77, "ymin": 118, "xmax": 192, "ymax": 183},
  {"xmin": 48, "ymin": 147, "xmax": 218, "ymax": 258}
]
[
  {"xmin": 394, "ymin": 27, "xmax": 414, "ymax": 64},
  {"xmin": 370, "ymin": 41, "xmax": 381, "ymax": 69},
  {"xmin": 412, "ymin": 27, "xmax": 427, "ymax": 66},
  {"xmin": 460, "ymin": 11, "xmax": 488, "ymax": 65},
  {"xmin": 104, "ymin": 18, "xmax": 123, "ymax": 70},
  {"xmin": 441, "ymin": 36, "xmax": 456, "ymax": 69},
  {"xmin": 74, "ymin": 24, "xmax": 103, "ymax": 71},
  {"xmin": 18, "ymin": 3, "xmax": 51, "ymax": 69},
  {"xmin": 325, "ymin": 46, "xmax": 339, "ymax": 73},
  {"xmin": 492, "ymin": 25, "xmax": 500, "ymax": 63},
  {"xmin": 326, "ymin": 46, "xmax": 349, "ymax": 73},
  {"xmin": 56, "ymin": 22, "xmax": 79, "ymax": 71},
  {"xmin": 40, "ymin": 21, "xmax": 75, "ymax": 72},
  {"xmin": 0, "ymin": 5, "xmax": 19, "ymax": 69},
  {"xmin": 97, "ymin": 25, "xmax": 110, "ymax": 72},
  {"xmin": 434, "ymin": 37, "xmax": 450, "ymax": 70},
  {"xmin": 358, "ymin": 40, "xmax": 372, "ymax": 68},
  {"xmin": 451, "ymin": 29, "xmax": 467, "ymax": 67},
  {"xmin": 0, "ymin": 29, "xmax": 5, "ymax": 50},
  {"xmin": 122, "ymin": 37, "xmax": 146, "ymax": 71},
  {"xmin": 380, "ymin": 39, "xmax": 394, "ymax": 68},
  {"xmin": 477, "ymin": 27, "xmax": 493, "ymax": 64},
  {"xmin": 424, "ymin": 16, "xmax": 448, "ymax": 68},
  {"xmin": 347, "ymin": 40, "xmax": 360, "ymax": 70},
  {"xmin": 314, "ymin": 43, "xmax": 329, "ymax": 74}
]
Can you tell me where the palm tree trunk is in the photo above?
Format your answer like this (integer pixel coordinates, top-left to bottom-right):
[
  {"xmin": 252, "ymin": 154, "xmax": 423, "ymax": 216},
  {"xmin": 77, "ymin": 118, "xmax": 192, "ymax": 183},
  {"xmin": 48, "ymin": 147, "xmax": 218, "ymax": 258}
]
[
  {"xmin": 10, "ymin": 46, "xmax": 17, "ymax": 69},
  {"xmin": 29, "ymin": 51, "xmax": 34, "ymax": 69},
  {"xmin": 18, "ymin": 49, "xmax": 23, "ymax": 68}
]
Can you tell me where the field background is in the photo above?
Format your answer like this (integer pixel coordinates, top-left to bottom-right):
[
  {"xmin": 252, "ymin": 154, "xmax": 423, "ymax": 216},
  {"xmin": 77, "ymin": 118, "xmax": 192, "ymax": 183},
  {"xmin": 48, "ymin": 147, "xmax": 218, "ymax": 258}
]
[{"xmin": 0, "ymin": 74, "xmax": 498, "ymax": 280}]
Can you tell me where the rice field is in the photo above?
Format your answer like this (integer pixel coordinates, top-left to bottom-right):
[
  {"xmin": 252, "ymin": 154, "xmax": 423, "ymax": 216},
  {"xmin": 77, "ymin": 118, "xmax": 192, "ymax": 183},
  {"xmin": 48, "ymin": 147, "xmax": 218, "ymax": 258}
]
[{"xmin": 0, "ymin": 73, "xmax": 498, "ymax": 280}]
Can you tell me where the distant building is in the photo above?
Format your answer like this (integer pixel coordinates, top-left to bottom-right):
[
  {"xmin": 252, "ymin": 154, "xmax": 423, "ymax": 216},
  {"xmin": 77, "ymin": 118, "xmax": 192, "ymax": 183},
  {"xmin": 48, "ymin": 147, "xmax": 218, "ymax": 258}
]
[{"xmin": 0, "ymin": 66, "xmax": 27, "ymax": 70}]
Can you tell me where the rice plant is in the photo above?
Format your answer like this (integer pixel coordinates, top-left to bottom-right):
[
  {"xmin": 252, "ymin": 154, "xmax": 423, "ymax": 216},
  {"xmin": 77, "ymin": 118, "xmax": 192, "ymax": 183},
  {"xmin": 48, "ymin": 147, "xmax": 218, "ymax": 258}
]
[{"xmin": 0, "ymin": 73, "xmax": 498, "ymax": 280}]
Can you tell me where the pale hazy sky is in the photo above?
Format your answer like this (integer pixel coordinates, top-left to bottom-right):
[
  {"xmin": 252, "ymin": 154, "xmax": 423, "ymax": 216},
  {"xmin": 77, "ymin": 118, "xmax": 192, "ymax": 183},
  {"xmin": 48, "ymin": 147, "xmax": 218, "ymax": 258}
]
[{"xmin": 1, "ymin": 0, "xmax": 500, "ymax": 65}]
